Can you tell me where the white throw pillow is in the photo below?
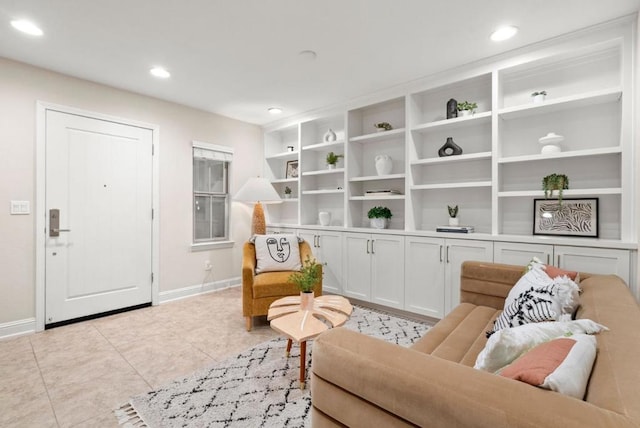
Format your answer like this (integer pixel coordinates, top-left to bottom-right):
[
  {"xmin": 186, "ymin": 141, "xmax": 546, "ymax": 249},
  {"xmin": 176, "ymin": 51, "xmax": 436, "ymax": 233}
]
[
  {"xmin": 486, "ymin": 260, "xmax": 581, "ymax": 337},
  {"xmin": 253, "ymin": 234, "xmax": 302, "ymax": 274},
  {"xmin": 498, "ymin": 334, "xmax": 597, "ymax": 399},
  {"xmin": 474, "ymin": 319, "xmax": 607, "ymax": 374}
]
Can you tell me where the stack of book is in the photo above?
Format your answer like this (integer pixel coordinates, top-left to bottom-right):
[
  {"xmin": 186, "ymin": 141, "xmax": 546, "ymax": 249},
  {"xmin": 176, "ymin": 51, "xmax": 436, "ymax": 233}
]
[
  {"xmin": 364, "ymin": 189, "xmax": 402, "ymax": 197},
  {"xmin": 436, "ymin": 225, "xmax": 475, "ymax": 233}
]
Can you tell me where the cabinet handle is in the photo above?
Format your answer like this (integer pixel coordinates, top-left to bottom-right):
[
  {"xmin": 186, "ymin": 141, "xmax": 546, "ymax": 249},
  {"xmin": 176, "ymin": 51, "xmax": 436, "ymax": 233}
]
[
  {"xmin": 446, "ymin": 245, "xmax": 450, "ymax": 263},
  {"xmin": 366, "ymin": 239, "xmax": 370, "ymax": 254},
  {"xmin": 439, "ymin": 245, "xmax": 443, "ymax": 262},
  {"xmin": 316, "ymin": 235, "xmax": 321, "ymax": 248},
  {"xmin": 546, "ymin": 254, "xmax": 550, "ymax": 265},
  {"xmin": 557, "ymin": 255, "xmax": 561, "ymax": 267},
  {"xmin": 371, "ymin": 240, "xmax": 375, "ymax": 254}
]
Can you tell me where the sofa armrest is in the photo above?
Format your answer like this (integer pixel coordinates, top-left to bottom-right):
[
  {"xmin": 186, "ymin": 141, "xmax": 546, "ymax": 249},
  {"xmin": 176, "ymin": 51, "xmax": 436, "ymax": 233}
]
[
  {"xmin": 312, "ymin": 328, "xmax": 635, "ymax": 428},
  {"xmin": 460, "ymin": 261, "xmax": 524, "ymax": 309},
  {"xmin": 242, "ymin": 242, "xmax": 257, "ymax": 316}
]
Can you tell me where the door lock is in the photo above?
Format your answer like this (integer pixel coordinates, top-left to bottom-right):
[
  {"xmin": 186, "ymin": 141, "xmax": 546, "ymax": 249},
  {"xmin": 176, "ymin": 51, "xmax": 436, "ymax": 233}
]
[{"xmin": 49, "ymin": 209, "xmax": 71, "ymax": 237}]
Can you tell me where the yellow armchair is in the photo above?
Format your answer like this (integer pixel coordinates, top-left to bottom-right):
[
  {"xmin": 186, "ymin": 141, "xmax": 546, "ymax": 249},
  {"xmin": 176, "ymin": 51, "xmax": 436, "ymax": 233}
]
[{"xmin": 242, "ymin": 240, "xmax": 322, "ymax": 331}]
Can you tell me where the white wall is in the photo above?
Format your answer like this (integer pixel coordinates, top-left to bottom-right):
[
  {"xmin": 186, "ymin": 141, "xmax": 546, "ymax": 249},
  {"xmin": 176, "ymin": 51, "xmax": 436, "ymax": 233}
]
[{"xmin": 0, "ymin": 57, "xmax": 262, "ymax": 325}]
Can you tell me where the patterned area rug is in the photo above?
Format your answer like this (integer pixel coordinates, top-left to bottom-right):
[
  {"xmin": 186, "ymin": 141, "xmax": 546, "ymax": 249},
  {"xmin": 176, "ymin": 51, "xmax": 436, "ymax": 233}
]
[{"xmin": 115, "ymin": 306, "xmax": 432, "ymax": 427}]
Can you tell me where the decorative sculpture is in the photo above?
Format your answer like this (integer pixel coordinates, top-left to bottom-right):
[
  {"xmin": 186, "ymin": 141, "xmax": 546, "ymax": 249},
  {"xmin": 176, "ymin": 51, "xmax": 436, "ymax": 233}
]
[
  {"xmin": 446, "ymin": 98, "xmax": 458, "ymax": 119},
  {"xmin": 438, "ymin": 137, "xmax": 463, "ymax": 157}
]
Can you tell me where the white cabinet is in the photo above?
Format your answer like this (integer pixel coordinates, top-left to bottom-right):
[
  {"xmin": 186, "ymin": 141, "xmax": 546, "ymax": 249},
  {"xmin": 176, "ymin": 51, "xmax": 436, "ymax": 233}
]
[
  {"xmin": 494, "ymin": 241, "xmax": 631, "ymax": 285},
  {"xmin": 405, "ymin": 237, "xmax": 493, "ymax": 317},
  {"xmin": 343, "ymin": 232, "xmax": 404, "ymax": 308},
  {"xmin": 297, "ymin": 230, "xmax": 343, "ymax": 295}
]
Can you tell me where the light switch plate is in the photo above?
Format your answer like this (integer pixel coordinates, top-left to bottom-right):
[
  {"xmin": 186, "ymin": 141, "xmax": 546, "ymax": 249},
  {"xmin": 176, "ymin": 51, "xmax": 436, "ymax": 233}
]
[{"xmin": 10, "ymin": 200, "xmax": 30, "ymax": 215}]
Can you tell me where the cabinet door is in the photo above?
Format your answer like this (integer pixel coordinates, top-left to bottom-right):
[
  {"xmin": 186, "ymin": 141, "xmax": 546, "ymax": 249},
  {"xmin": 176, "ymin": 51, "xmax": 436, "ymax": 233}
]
[
  {"xmin": 317, "ymin": 231, "xmax": 343, "ymax": 294},
  {"xmin": 404, "ymin": 236, "xmax": 445, "ymax": 318},
  {"xmin": 493, "ymin": 242, "xmax": 554, "ymax": 266},
  {"xmin": 554, "ymin": 246, "xmax": 631, "ymax": 285},
  {"xmin": 370, "ymin": 234, "xmax": 405, "ymax": 309},
  {"xmin": 343, "ymin": 233, "xmax": 372, "ymax": 301},
  {"xmin": 445, "ymin": 239, "xmax": 493, "ymax": 314}
]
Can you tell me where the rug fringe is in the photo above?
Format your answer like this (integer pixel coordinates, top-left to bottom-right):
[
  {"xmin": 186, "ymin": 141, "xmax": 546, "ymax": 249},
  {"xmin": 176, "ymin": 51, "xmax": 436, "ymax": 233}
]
[{"xmin": 115, "ymin": 402, "xmax": 148, "ymax": 427}]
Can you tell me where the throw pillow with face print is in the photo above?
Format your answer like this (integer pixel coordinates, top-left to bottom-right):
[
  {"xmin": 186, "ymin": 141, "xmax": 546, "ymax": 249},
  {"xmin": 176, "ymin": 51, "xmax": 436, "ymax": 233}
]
[{"xmin": 253, "ymin": 234, "xmax": 302, "ymax": 274}]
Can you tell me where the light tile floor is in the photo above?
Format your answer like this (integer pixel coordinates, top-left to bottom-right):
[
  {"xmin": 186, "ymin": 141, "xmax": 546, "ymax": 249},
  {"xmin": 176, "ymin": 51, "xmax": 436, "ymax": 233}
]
[{"xmin": 0, "ymin": 286, "xmax": 278, "ymax": 428}]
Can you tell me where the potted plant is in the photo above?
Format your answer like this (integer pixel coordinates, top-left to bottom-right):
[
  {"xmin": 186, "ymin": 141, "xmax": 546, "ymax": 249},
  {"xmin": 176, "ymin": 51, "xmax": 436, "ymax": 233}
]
[
  {"xmin": 531, "ymin": 91, "xmax": 547, "ymax": 103},
  {"xmin": 448, "ymin": 205, "xmax": 459, "ymax": 226},
  {"xmin": 367, "ymin": 206, "xmax": 392, "ymax": 229},
  {"xmin": 542, "ymin": 173, "xmax": 569, "ymax": 203},
  {"xmin": 326, "ymin": 152, "xmax": 343, "ymax": 169},
  {"xmin": 288, "ymin": 255, "xmax": 322, "ymax": 310},
  {"xmin": 374, "ymin": 122, "xmax": 393, "ymax": 132},
  {"xmin": 457, "ymin": 101, "xmax": 477, "ymax": 117},
  {"xmin": 284, "ymin": 186, "xmax": 292, "ymax": 199}
]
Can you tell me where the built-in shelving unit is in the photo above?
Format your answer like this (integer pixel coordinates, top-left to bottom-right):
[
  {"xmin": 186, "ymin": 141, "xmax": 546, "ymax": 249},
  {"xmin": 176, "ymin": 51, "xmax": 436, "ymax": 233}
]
[{"xmin": 263, "ymin": 20, "xmax": 635, "ymax": 250}]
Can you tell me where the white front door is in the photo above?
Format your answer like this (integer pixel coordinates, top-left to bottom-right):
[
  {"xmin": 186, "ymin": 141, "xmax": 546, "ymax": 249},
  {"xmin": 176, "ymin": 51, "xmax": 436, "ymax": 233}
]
[{"xmin": 45, "ymin": 110, "xmax": 153, "ymax": 325}]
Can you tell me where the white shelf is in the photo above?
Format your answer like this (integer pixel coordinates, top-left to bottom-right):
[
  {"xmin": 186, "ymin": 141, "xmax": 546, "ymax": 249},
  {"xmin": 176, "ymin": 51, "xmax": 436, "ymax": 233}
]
[
  {"xmin": 349, "ymin": 128, "xmax": 405, "ymax": 143},
  {"xmin": 266, "ymin": 150, "xmax": 298, "ymax": 160},
  {"xmin": 302, "ymin": 189, "xmax": 345, "ymax": 195},
  {"xmin": 411, "ymin": 181, "xmax": 492, "ymax": 191},
  {"xmin": 302, "ymin": 168, "xmax": 345, "ymax": 176},
  {"xmin": 282, "ymin": 198, "xmax": 298, "ymax": 202},
  {"xmin": 350, "ymin": 173, "xmax": 406, "ymax": 182},
  {"xmin": 498, "ymin": 188, "xmax": 622, "ymax": 198},
  {"xmin": 271, "ymin": 178, "xmax": 298, "ymax": 184},
  {"xmin": 302, "ymin": 140, "xmax": 345, "ymax": 151},
  {"xmin": 498, "ymin": 87, "xmax": 622, "ymax": 120},
  {"xmin": 350, "ymin": 195, "xmax": 405, "ymax": 201},
  {"xmin": 412, "ymin": 152, "xmax": 492, "ymax": 166},
  {"xmin": 411, "ymin": 111, "xmax": 492, "ymax": 133},
  {"xmin": 497, "ymin": 147, "xmax": 621, "ymax": 164}
]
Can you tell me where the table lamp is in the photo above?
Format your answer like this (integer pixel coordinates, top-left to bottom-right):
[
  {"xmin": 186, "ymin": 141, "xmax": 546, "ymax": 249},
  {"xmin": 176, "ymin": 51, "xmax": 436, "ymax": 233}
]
[{"xmin": 235, "ymin": 177, "xmax": 282, "ymax": 235}]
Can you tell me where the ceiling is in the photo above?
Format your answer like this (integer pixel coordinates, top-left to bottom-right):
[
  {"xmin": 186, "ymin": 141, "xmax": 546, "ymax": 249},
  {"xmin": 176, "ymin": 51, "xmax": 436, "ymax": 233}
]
[{"xmin": 0, "ymin": 1, "xmax": 639, "ymax": 126}]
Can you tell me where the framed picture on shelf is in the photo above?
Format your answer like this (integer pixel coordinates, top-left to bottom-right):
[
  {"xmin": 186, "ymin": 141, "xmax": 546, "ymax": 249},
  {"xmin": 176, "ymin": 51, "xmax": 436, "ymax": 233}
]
[
  {"xmin": 533, "ymin": 198, "xmax": 599, "ymax": 238},
  {"xmin": 285, "ymin": 160, "xmax": 299, "ymax": 178}
]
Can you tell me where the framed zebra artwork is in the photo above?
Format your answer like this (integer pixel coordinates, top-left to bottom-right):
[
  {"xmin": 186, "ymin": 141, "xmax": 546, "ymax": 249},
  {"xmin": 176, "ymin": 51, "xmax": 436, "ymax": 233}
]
[{"xmin": 533, "ymin": 198, "xmax": 599, "ymax": 238}]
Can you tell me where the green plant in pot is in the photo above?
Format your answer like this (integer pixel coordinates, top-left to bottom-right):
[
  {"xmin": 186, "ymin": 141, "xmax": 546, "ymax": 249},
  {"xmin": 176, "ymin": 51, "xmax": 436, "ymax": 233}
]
[
  {"xmin": 448, "ymin": 205, "xmax": 459, "ymax": 226},
  {"xmin": 326, "ymin": 152, "xmax": 343, "ymax": 169},
  {"xmin": 367, "ymin": 206, "xmax": 392, "ymax": 229},
  {"xmin": 288, "ymin": 255, "xmax": 322, "ymax": 310},
  {"xmin": 542, "ymin": 173, "xmax": 569, "ymax": 203},
  {"xmin": 457, "ymin": 101, "xmax": 477, "ymax": 116},
  {"xmin": 284, "ymin": 186, "xmax": 292, "ymax": 198}
]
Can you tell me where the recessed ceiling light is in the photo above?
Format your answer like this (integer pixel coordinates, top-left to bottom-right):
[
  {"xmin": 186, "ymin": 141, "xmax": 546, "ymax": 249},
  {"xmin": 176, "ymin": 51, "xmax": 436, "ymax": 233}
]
[
  {"xmin": 490, "ymin": 25, "xmax": 518, "ymax": 42},
  {"xmin": 268, "ymin": 107, "xmax": 283, "ymax": 115},
  {"xmin": 150, "ymin": 67, "xmax": 171, "ymax": 78},
  {"xmin": 10, "ymin": 19, "xmax": 43, "ymax": 36}
]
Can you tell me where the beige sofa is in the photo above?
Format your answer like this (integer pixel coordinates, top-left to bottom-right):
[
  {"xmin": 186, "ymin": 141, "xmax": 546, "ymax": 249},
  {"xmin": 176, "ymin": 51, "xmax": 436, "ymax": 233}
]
[{"xmin": 311, "ymin": 261, "xmax": 640, "ymax": 427}]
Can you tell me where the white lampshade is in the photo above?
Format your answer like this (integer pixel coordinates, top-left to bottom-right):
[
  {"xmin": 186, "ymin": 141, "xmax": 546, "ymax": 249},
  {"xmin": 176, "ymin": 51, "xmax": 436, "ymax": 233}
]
[{"xmin": 235, "ymin": 177, "xmax": 282, "ymax": 204}]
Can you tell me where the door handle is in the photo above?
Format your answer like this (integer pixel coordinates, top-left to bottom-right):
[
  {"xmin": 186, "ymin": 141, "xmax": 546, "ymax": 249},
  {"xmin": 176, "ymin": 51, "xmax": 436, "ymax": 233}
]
[
  {"xmin": 366, "ymin": 239, "xmax": 370, "ymax": 254},
  {"xmin": 371, "ymin": 240, "xmax": 375, "ymax": 254},
  {"xmin": 316, "ymin": 235, "xmax": 321, "ymax": 248},
  {"xmin": 49, "ymin": 209, "xmax": 71, "ymax": 237},
  {"xmin": 557, "ymin": 255, "xmax": 561, "ymax": 267},
  {"xmin": 446, "ymin": 245, "xmax": 450, "ymax": 263},
  {"xmin": 546, "ymin": 254, "xmax": 550, "ymax": 265},
  {"xmin": 439, "ymin": 245, "xmax": 443, "ymax": 262}
]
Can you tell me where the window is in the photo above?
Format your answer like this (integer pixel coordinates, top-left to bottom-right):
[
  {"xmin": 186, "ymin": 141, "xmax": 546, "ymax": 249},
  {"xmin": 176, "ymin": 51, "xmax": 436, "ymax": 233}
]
[{"xmin": 192, "ymin": 142, "xmax": 233, "ymax": 247}]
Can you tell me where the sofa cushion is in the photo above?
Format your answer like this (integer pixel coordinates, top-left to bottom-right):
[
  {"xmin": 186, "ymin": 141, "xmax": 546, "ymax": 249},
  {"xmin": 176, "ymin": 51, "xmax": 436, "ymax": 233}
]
[
  {"xmin": 253, "ymin": 234, "xmax": 302, "ymax": 274},
  {"xmin": 474, "ymin": 319, "xmax": 607, "ymax": 373},
  {"xmin": 253, "ymin": 271, "xmax": 300, "ymax": 298},
  {"xmin": 498, "ymin": 334, "xmax": 597, "ymax": 399}
]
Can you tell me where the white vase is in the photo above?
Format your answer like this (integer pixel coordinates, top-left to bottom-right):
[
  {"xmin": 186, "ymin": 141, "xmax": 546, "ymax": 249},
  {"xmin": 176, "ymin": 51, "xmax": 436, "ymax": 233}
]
[
  {"xmin": 327, "ymin": 164, "xmax": 335, "ymax": 170},
  {"xmin": 319, "ymin": 211, "xmax": 331, "ymax": 226},
  {"xmin": 300, "ymin": 291, "xmax": 314, "ymax": 311},
  {"xmin": 459, "ymin": 110, "xmax": 472, "ymax": 117},
  {"xmin": 324, "ymin": 129, "xmax": 336, "ymax": 143},
  {"xmin": 375, "ymin": 155, "xmax": 392, "ymax": 176},
  {"xmin": 284, "ymin": 194, "xmax": 291, "ymax": 199},
  {"xmin": 370, "ymin": 218, "xmax": 388, "ymax": 229},
  {"xmin": 449, "ymin": 217, "xmax": 459, "ymax": 226},
  {"xmin": 539, "ymin": 132, "xmax": 564, "ymax": 154}
]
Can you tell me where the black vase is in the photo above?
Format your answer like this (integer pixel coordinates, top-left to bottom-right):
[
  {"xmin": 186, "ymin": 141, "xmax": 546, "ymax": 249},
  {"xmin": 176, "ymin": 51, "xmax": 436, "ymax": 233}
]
[
  {"xmin": 446, "ymin": 98, "xmax": 458, "ymax": 119},
  {"xmin": 438, "ymin": 137, "xmax": 463, "ymax": 157}
]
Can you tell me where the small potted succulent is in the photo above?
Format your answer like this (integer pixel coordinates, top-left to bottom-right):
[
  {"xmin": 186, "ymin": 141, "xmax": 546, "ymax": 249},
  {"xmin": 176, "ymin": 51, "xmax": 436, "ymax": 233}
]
[
  {"xmin": 457, "ymin": 101, "xmax": 477, "ymax": 117},
  {"xmin": 542, "ymin": 173, "xmax": 569, "ymax": 203},
  {"xmin": 367, "ymin": 206, "xmax": 392, "ymax": 229},
  {"xmin": 531, "ymin": 91, "xmax": 547, "ymax": 104},
  {"xmin": 284, "ymin": 186, "xmax": 292, "ymax": 199},
  {"xmin": 326, "ymin": 152, "xmax": 343, "ymax": 169},
  {"xmin": 288, "ymin": 255, "xmax": 322, "ymax": 310},
  {"xmin": 448, "ymin": 205, "xmax": 459, "ymax": 226},
  {"xmin": 374, "ymin": 122, "xmax": 393, "ymax": 132}
]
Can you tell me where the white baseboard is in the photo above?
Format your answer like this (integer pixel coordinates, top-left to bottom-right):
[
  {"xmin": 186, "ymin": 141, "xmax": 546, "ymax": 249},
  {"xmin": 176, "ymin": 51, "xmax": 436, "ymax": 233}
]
[
  {"xmin": 0, "ymin": 318, "xmax": 36, "ymax": 341},
  {"xmin": 159, "ymin": 277, "xmax": 241, "ymax": 304}
]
